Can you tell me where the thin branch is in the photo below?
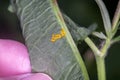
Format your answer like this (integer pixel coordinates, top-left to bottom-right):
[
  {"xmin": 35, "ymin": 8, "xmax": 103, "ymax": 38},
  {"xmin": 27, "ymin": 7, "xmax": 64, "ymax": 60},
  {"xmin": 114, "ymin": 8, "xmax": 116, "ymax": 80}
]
[
  {"xmin": 84, "ymin": 37, "xmax": 102, "ymax": 57},
  {"xmin": 95, "ymin": 0, "xmax": 111, "ymax": 37},
  {"xmin": 112, "ymin": 0, "xmax": 120, "ymax": 30}
]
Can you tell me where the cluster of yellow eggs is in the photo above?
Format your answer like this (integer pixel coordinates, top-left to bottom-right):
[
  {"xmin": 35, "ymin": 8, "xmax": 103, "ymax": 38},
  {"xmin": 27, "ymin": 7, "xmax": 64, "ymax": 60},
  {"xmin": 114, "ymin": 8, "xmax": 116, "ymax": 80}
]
[{"xmin": 51, "ymin": 29, "xmax": 66, "ymax": 42}]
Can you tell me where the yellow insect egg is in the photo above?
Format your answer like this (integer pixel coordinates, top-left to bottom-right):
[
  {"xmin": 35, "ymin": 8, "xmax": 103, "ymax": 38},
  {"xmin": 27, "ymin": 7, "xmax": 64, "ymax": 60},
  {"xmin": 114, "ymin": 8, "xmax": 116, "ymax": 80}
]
[
  {"xmin": 51, "ymin": 34, "xmax": 62, "ymax": 42},
  {"xmin": 60, "ymin": 29, "xmax": 66, "ymax": 37},
  {"xmin": 50, "ymin": 34, "xmax": 56, "ymax": 42},
  {"xmin": 54, "ymin": 34, "xmax": 62, "ymax": 39}
]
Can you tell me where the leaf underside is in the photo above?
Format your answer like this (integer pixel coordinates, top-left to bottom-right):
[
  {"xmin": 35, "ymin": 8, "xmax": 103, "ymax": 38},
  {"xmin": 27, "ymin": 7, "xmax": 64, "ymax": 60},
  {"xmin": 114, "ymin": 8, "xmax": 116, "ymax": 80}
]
[
  {"xmin": 63, "ymin": 13, "xmax": 97, "ymax": 43},
  {"xmin": 10, "ymin": 0, "xmax": 95, "ymax": 80}
]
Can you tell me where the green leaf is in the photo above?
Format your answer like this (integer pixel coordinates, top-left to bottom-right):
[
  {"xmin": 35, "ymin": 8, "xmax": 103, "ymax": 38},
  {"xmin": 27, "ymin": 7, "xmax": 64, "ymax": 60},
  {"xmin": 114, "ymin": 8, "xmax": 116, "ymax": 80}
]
[
  {"xmin": 63, "ymin": 13, "xmax": 97, "ymax": 43},
  {"xmin": 112, "ymin": 36, "xmax": 120, "ymax": 44},
  {"xmin": 8, "ymin": 5, "xmax": 14, "ymax": 13},
  {"xmin": 11, "ymin": 0, "xmax": 89, "ymax": 80},
  {"xmin": 92, "ymin": 32, "xmax": 106, "ymax": 39},
  {"xmin": 95, "ymin": 0, "xmax": 111, "ymax": 37}
]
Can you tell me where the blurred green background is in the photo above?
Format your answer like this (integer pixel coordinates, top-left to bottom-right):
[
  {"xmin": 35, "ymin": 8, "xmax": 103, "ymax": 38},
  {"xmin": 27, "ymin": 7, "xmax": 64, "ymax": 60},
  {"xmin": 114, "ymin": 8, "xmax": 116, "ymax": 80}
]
[{"xmin": 0, "ymin": 0, "xmax": 119, "ymax": 80}]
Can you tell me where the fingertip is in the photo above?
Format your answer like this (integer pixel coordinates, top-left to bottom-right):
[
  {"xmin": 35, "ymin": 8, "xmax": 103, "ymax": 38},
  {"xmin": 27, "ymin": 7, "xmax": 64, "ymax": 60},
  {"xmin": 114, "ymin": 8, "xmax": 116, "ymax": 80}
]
[
  {"xmin": 0, "ymin": 39, "xmax": 31, "ymax": 77},
  {"xmin": 21, "ymin": 73, "xmax": 52, "ymax": 80}
]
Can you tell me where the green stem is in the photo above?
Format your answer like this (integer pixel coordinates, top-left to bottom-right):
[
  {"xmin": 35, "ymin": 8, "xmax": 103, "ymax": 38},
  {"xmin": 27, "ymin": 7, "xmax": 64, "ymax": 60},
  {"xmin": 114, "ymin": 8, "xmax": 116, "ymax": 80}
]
[
  {"xmin": 112, "ymin": 0, "xmax": 120, "ymax": 31},
  {"xmin": 112, "ymin": 36, "xmax": 120, "ymax": 44},
  {"xmin": 101, "ymin": 38, "xmax": 111, "ymax": 54},
  {"xmin": 84, "ymin": 37, "xmax": 102, "ymax": 56},
  {"xmin": 85, "ymin": 37, "xmax": 106, "ymax": 80},
  {"xmin": 96, "ymin": 57, "xmax": 106, "ymax": 80}
]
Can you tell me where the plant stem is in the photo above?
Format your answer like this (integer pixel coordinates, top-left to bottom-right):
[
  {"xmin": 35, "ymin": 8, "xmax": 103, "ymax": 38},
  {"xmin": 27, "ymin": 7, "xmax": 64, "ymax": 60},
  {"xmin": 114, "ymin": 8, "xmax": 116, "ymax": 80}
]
[
  {"xmin": 96, "ymin": 57, "xmax": 106, "ymax": 80},
  {"xmin": 84, "ymin": 37, "xmax": 101, "ymax": 56},
  {"xmin": 101, "ymin": 38, "xmax": 111, "ymax": 54},
  {"xmin": 112, "ymin": 0, "xmax": 120, "ymax": 30},
  {"xmin": 85, "ymin": 37, "xmax": 106, "ymax": 80}
]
